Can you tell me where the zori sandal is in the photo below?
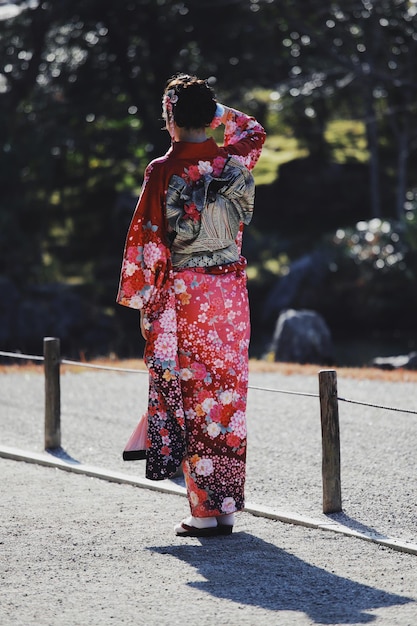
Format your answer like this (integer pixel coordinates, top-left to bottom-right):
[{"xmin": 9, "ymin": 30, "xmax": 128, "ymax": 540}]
[{"xmin": 175, "ymin": 522, "xmax": 221, "ymax": 537}]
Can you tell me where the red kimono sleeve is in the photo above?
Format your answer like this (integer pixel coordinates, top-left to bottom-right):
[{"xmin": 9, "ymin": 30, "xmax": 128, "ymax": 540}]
[
  {"xmin": 116, "ymin": 160, "xmax": 171, "ymax": 314},
  {"xmin": 220, "ymin": 107, "xmax": 266, "ymax": 171}
]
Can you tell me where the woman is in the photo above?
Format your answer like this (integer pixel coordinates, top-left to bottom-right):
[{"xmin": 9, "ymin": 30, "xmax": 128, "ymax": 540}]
[{"xmin": 117, "ymin": 74, "xmax": 265, "ymax": 536}]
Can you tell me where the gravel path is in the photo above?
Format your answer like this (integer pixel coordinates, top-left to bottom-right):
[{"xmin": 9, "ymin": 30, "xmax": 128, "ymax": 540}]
[{"xmin": 1, "ymin": 368, "xmax": 417, "ymax": 625}]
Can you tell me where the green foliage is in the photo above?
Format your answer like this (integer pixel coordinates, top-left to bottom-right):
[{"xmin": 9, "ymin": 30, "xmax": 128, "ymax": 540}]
[
  {"xmin": 245, "ymin": 232, "xmax": 290, "ymax": 285},
  {"xmin": 1, "ymin": 0, "xmax": 417, "ymax": 353},
  {"xmin": 331, "ymin": 218, "xmax": 409, "ymax": 274},
  {"xmin": 252, "ymin": 134, "xmax": 308, "ymax": 186},
  {"xmin": 323, "ymin": 217, "xmax": 417, "ymax": 329},
  {"xmin": 325, "ymin": 120, "xmax": 369, "ymax": 164}
]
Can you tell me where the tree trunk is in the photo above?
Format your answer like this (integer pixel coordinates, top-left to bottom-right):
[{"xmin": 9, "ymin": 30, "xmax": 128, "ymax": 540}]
[
  {"xmin": 364, "ymin": 92, "xmax": 381, "ymax": 219},
  {"xmin": 396, "ymin": 131, "xmax": 409, "ymax": 220}
]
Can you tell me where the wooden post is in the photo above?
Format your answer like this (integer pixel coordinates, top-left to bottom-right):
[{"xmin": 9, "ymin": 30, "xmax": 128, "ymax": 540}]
[
  {"xmin": 44, "ymin": 337, "xmax": 61, "ymax": 449},
  {"xmin": 319, "ymin": 369, "xmax": 342, "ymax": 513}
]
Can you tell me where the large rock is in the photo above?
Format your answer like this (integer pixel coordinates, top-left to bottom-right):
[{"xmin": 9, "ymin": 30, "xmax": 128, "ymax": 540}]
[{"xmin": 269, "ymin": 308, "xmax": 334, "ymax": 365}]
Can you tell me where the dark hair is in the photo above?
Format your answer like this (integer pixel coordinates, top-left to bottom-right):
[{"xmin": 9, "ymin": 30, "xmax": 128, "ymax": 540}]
[{"xmin": 163, "ymin": 74, "xmax": 217, "ymax": 129}]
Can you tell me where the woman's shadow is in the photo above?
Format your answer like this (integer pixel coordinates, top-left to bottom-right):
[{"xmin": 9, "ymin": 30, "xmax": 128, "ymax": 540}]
[{"xmin": 149, "ymin": 532, "xmax": 413, "ymax": 624}]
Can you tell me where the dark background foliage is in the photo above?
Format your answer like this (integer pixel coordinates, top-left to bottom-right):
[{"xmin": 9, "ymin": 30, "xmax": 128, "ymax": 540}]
[{"xmin": 1, "ymin": 0, "xmax": 417, "ymax": 363}]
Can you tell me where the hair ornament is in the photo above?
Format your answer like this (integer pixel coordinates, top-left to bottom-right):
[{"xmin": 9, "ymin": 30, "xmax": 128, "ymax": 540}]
[
  {"xmin": 167, "ymin": 89, "xmax": 178, "ymax": 104},
  {"xmin": 163, "ymin": 89, "xmax": 178, "ymax": 139}
]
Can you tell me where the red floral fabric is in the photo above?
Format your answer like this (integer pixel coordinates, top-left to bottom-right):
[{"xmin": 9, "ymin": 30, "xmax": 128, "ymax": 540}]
[
  {"xmin": 176, "ymin": 261, "xmax": 250, "ymax": 516},
  {"xmin": 117, "ymin": 108, "xmax": 265, "ymax": 512}
]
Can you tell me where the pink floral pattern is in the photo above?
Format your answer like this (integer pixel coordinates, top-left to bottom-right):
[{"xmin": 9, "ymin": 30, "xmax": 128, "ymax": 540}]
[
  {"xmin": 117, "ymin": 108, "xmax": 265, "ymax": 501},
  {"xmin": 176, "ymin": 263, "xmax": 250, "ymax": 516}
]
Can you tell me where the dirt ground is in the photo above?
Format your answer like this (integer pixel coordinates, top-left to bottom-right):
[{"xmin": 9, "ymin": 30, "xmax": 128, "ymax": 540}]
[{"xmin": 1, "ymin": 364, "xmax": 417, "ymax": 625}]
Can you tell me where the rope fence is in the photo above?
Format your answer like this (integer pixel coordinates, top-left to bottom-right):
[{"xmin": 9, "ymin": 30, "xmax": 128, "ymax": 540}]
[
  {"xmin": 2, "ymin": 345, "xmax": 416, "ymax": 415},
  {"xmin": 1, "ymin": 336, "xmax": 417, "ymax": 514}
]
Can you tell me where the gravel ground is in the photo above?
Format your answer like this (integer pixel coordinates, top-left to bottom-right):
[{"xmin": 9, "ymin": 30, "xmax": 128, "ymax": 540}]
[{"xmin": 1, "ymin": 368, "xmax": 417, "ymax": 625}]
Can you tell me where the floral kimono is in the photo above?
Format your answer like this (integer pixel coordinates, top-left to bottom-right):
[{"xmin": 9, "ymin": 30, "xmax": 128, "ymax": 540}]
[{"xmin": 117, "ymin": 108, "xmax": 265, "ymax": 517}]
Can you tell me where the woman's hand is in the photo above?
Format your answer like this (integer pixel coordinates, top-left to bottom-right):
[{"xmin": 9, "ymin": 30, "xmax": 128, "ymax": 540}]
[
  {"xmin": 219, "ymin": 104, "xmax": 231, "ymax": 125},
  {"xmin": 210, "ymin": 103, "xmax": 229, "ymax": 129},
  {"xmin": 140, "ymin": 312, "xmax": 149, "ymax": 340}
]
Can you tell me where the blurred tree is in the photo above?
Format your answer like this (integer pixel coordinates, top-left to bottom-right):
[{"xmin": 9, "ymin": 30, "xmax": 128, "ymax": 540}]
[
  {"xmin": 272, "ymin": 0, "xmax": 417, "ymax": 218},
  {"xmin": 0, "ymin": 0, "xmax": 290, "ymax": 292},
  {"xmin": 1, "ymin": 0, "xmax": 417, "ymax": 356}
]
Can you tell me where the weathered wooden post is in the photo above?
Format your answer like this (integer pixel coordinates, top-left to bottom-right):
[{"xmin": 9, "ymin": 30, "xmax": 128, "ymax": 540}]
[
  {"xmin": 319, "ymin": 369, "xmax": 342, "ymax": 513},
  {"xmin": 44, "ymin": 337, "xmax": 61, "ymax": 449}
]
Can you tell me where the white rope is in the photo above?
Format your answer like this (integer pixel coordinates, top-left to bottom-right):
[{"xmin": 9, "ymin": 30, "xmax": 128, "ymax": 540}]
[
  {"xmin": 0, "ymin": 351, "xmax": 44, "ymax": 361},
  {"xmin": 248, "ymin": 384, "xmax": 319, "ymax": 399},
  {"xmin": 60, "ymin": 359, "xmax": 148, "ymax": 375},
  {"xmin": 1, "ymin": 348, "xmax": 417, "ymax": 415}
]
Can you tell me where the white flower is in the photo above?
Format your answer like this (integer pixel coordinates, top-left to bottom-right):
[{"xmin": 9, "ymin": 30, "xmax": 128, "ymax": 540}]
[
  {"xmin": 180, "ymin": 368, "xmax": 193, "ymax": 381},
  {"xmin": 202, "ymin": 397, "xmax": 215, "ymax": 413},
  {"xmin": 207, "ymin": 422, "xmax": 221, "ymax": 438},
  {"xmin": 195, "ymin": 458, "xmax": 214, "ymax": 476},
  {"xmin": 174, "ymin": 279, "xmax": 186, "ymax": 293},
  {"xmin": 123, "ymin": 260, "xmax": 138, "ymax": 277},
  {"xmin": 221, "ymin": 497, "xmax": 236, "ymax": 514},
  {"xmin": 198, "ymin": 160, "xmax": 213, "ymax": 175},
  {"xmin": 129, "ymin": 295, "xmax": 144, "ymax": 309},
  {"xmin": 219, "ymin": 390, "xmax": 233, "ymax": 405}
]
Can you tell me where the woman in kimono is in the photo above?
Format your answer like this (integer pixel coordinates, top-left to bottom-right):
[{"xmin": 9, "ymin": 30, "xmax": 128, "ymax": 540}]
[{"xmin": 117, "ymin": 74, "xmax": 265, "ymax": 536}]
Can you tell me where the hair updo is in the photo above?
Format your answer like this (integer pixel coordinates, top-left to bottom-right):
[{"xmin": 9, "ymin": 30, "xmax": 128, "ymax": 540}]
[{"xmin": 163, "ymin": 74, "xmax": 217, "ymax": 129}]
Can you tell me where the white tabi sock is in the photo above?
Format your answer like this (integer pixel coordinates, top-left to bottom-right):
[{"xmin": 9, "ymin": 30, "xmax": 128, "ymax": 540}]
[
  {"xmin": 183, "ymin": 515, "xmax": 217, "ymax": 529},
  {"xmin": 216, "ymin": 513, "xmax": 235, "ymax": 526}
]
